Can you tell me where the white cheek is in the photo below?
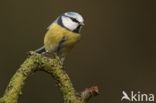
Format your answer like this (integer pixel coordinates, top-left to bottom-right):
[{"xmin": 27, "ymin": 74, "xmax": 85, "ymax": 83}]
[{"xmin": 62, "ymin": 16, "xmax": 79, "ymax": 31}]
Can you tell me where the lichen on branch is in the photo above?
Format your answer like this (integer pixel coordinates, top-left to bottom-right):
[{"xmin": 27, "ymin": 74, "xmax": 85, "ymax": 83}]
[{"xmin": 0, "ymin": 52, "xmax": 99, "ymax": 103}]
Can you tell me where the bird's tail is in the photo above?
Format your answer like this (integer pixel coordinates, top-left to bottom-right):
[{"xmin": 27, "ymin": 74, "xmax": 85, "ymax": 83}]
[{"xmin": 35, "ymin": 46, "xmax": 46, "ymax": 53}]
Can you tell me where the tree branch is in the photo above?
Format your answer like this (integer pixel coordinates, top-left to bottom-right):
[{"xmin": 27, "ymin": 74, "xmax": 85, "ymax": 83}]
[{"xmin": 0, "ymin": 52, "xmax": 99, "ymax": 103}]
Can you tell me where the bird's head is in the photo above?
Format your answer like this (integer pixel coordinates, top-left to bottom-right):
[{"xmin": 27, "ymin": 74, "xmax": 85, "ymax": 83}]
[{"xmin": 56, "ymin": 12, "xmax": 84, "ymax": 33}]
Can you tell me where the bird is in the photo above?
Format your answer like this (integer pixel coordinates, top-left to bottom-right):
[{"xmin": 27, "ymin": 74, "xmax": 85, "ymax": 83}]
[
  {"xmin": 35, "ymin": 12, "xmax": 84, "ymax": 63},
  {"xmin": 121, "ymin": 91, "xmax": 131, "ymax": 101}
]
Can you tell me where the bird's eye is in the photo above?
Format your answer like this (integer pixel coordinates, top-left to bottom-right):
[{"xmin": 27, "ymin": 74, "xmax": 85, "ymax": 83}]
[{"xmin": 71, "ymin": 18, "xmax": 79, "ymax": 23}]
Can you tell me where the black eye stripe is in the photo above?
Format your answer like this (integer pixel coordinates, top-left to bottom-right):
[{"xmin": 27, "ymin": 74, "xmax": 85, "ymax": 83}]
[
  {"xmin": 63, "ymin": 15, "xmax": 79, "ymax": 23},
  {"xmin": 70, "ymin": 17, "xmax": 79, "ymax": 23}
]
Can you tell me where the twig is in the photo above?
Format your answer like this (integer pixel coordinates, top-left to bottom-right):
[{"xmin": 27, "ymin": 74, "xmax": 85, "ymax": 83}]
[{"xmin": 0, "ymin": 52, "xmax": 99, "ymax": 103}]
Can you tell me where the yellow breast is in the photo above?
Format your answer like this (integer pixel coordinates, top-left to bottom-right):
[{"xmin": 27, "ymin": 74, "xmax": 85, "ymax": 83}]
[{"xmin": 44, "ymin": 23, "xmax": 81, "ymax": 54}]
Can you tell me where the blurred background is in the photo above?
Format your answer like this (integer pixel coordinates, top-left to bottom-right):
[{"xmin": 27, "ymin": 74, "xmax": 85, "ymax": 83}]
[{"xmin": 0, "ymin": 0, "xmax": 156, "ymax": 103}]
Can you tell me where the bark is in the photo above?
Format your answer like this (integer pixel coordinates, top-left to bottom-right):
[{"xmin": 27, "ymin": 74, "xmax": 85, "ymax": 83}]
[{"xmin": 0, "ymin": 52, "xmax": 99, "ymax": 103}]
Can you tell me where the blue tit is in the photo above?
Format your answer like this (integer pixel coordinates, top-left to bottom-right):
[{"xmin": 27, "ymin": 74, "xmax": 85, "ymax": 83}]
[{"xmin": 35, "ymin": 12, "xmax": 84, "ymax": 62}]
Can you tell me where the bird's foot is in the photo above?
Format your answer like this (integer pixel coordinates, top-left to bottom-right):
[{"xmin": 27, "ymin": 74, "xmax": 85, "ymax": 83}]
[{"xmin": 53, "ymin": 54, "xmax": 64, "ymax": 66}]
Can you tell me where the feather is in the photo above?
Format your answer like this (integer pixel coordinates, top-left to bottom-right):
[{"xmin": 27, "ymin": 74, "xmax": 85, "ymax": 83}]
[{"xmin": 35, "ymin": 46, "xmax": 45, "ymax": 53}]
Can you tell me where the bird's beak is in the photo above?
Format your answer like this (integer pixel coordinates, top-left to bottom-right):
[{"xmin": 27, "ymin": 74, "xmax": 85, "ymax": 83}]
[{"xmin": 80, "ymin": 22, "xmax": 85, "ymax": 26}]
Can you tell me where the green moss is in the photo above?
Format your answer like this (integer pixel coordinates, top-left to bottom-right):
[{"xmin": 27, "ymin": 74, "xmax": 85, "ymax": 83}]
[{"xmin": 0, "ymin": 52, "xmax": 85, "ymax": 103}]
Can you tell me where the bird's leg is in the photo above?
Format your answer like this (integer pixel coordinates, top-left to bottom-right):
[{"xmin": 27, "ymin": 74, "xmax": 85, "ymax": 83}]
[{"xmin": 54, "ymin": 53, "xmax": 64, "ymax": 66}]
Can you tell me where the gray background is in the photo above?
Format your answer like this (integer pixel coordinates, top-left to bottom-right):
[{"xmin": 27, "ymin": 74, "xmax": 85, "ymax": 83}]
[{"xmin": 0, "ymin": 0, "xmax": 156, "ymax": 103}]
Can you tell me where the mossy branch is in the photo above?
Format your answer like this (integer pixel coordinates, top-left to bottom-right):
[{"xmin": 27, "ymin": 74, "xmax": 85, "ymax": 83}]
[{"xmin": 0, "ymin": 52, "xmax": 99, "ymax": 103}]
